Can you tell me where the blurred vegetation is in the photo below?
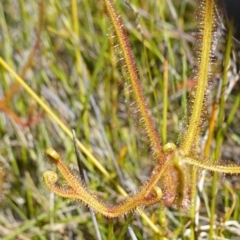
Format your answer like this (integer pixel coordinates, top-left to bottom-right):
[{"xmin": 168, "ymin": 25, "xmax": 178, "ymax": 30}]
[{"xmin": 0, "ymin": 0, "xmax": 239, "ymax": 239}]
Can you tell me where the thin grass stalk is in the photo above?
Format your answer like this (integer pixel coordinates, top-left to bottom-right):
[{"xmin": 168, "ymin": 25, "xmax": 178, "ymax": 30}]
[
  {"xmin": 190, "ymin": 167, "xmax": 197, "ymax": 240},
  {"xmin": 72, "ymin": 130, "xmax": 103, "ymax": 240},
  {"xmin": 18, "ymin": 0, "xmax": 28, "ymax": 42},
  {"xmin": 158, "ymin": 3, "xmax": 169, "ymax": 228},
  {"xmin": 181, "ymin": 42, "xmax": 188, "ymax": 115},
  {"xmin": 108, "ymin": 220, "xmax": 114, "ymax": 240},
  {"xmin": 204, "ymin": 102, "xmax": 218, "ymax": 157},
  {"xmin": 209, "ymin": 172, "xmax": 218, "ymax": 239},
  {"xmin": 225, "ymin": 94, "xmax": 240, "ymax": 130},
  {"xmin": 117, "ymin": 215, "xmax": 133, "ymax": 240},
  {"xmin": 216, "ymin": 20, "xmax": 233, "ymax": 129},
  {"xmin": 209, "ymin": 20, "xmax": 233, "ymax": 239},
  {"xmin": 0, "ymin": 57, "xmax": 160, "ymax": 234},
  {"xmin": 1, "ymin": 212, "xmax": 47, "ymax": 240},
  {"xmin": 162, "ymin": 48, "xmax": 168, "ymax": 144},
  {"xmin": 223, "ymin": 183, "xmax": 237, "ymax": 223},
  {"xmin": 0, "ymin": 1, "xmax": 13, "ymax": 66},
  {"xmin": 71, "ymin": 0, "xmax": 86, "ymax": 104},
  {"xmin": 0, "ymin": 58, "xmax": 110, "ymax": 177}
]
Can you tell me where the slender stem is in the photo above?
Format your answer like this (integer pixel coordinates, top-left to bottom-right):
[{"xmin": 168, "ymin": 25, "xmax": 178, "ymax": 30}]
[
  {"xmin": 104, "ymin": 0, "xmax": 165, "ymax": 163},
  {"xmin": 209, "ymin": 172, "xmax": 218, "ymax": 239},
  {"xmin": 204, "ymin": 102, "xmax": 218, "ymax": 157},
  {"xmin": 181, "ymin": 0, "xmax": 215, "ymax": 154},
  {"xmin": 217, "ymin": 20, "xmax": 233, "ymax": 127},
  {"xmin": 117, "ymin": 215, "xmax": 133, "ymax": 240},
  {"xmin": 108, "ymin": 220, "xmax": 114, "ymax": 240},
  {"xmin": 162, "ymin": 48, "xmax": 168, "ymax": 144},
  {"xmin": 71, "ymin": 0, "xmax": 86, "ymax": 104},
  {"xmin": 190, "ymin": 167, "xmax": 197, "ymax": 240},
  {"xmin": 183, "ymin": 157, "xmax": 240, "ymax": 173},
  {"xmin": 103, "ymin": 0, "xmax": 177, "ymax": 216}
]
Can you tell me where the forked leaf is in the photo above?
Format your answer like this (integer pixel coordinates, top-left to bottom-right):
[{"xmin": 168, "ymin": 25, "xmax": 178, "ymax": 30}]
[
  {"xmin": 44, "ymin": 148, "xmax": 164, "ymax": 218},
  {"xmin": 41, "ymin": 0, "xmax": 240, "ymax": 222}
]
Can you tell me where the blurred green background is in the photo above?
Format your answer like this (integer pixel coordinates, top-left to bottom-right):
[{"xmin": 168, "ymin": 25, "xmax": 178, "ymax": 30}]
[{"xmin": 0, "ymin": 0, "xmax": 239, "ymax": 239}]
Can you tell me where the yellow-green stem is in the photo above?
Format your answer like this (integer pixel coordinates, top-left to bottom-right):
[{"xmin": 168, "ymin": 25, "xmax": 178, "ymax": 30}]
[
  {"xmin": 181, "ymin": 0, "xmax": 215, "ymax": 154},
  {"xmin": 190, "ymin": 167, "xmax": 197, "ymax": 240},
  {"xmin": 183, "ymin": 157, "xmax": 240, "ymax": 173},
  {"xmin": 162, "ymin": 50, "xmax": 168, "ymax": 144},
  {"xmin": 209, "ymin": 172, "xmax": 218, "ymax": 239},
  {"xmin": 71, "ymin": 0, "xmax": 86, "ymax": 104}
]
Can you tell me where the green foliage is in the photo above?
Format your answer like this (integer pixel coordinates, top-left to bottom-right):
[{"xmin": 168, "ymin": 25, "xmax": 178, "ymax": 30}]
[{"xmin": 0, "ymin": 0, "xmax": 240, "ymax": 239}]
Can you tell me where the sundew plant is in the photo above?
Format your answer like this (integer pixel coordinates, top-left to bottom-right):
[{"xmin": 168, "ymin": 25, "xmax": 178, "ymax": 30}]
[{"xmin": 0, "ymin": 0, "xmax": 240, "ymax": 239}]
